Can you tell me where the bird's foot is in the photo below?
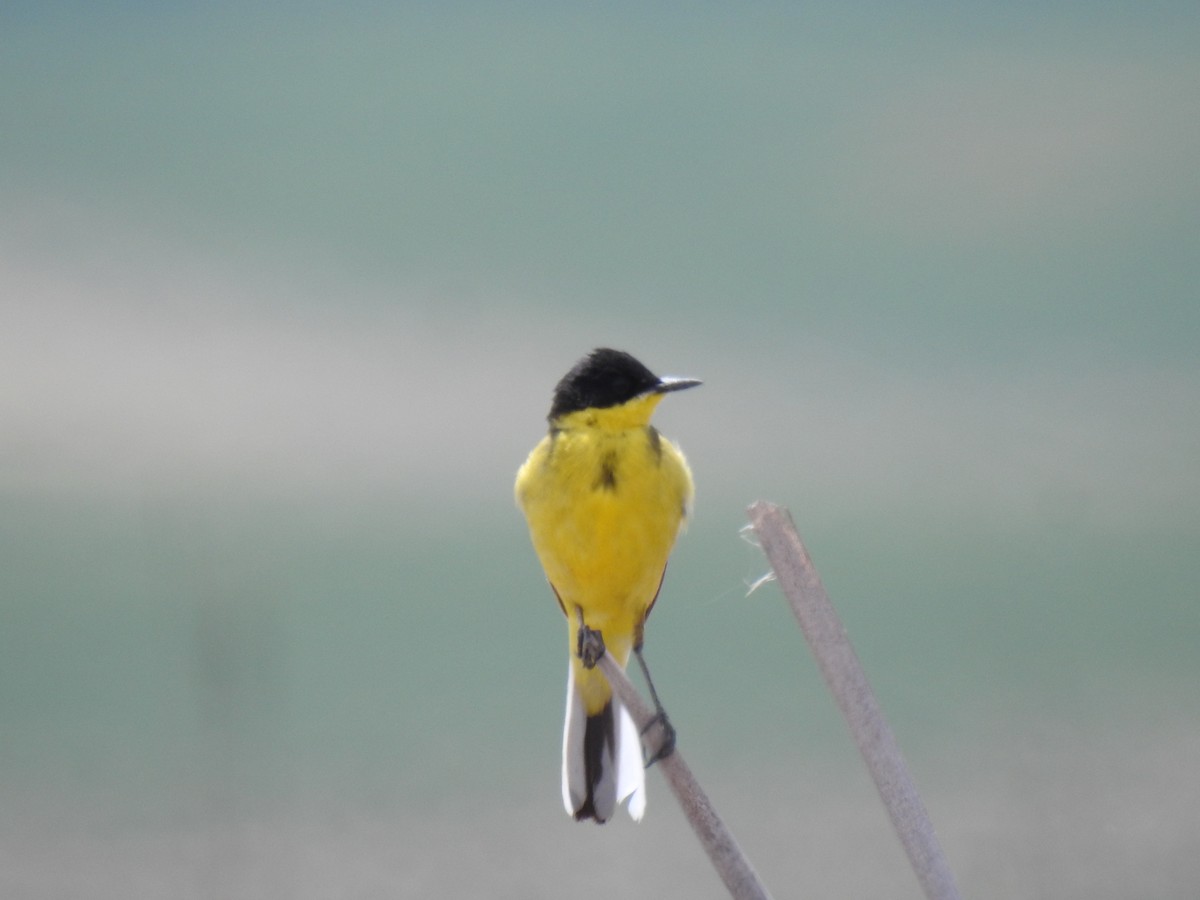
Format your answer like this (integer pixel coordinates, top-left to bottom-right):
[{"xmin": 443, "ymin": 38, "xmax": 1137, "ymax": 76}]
[
  {"xmin": 641, "ymin": 710, "xmax": 676, "ymax": 766},
  {"xmin": 576, "ymin": 617, "xmax": 606, "ymax": 669},
  {"xmin": 633, "ymin": 645, "xmax": 676, "ymax": 764}
]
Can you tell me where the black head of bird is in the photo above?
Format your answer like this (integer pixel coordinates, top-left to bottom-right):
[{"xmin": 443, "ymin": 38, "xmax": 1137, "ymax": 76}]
[{"xmin": 548, "ymin": 348, "xmax": 701, "ymax": 420}]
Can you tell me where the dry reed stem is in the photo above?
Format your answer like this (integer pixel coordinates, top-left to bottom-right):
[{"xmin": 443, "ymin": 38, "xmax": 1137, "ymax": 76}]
[
  {"xmin": 595, "ymin": 653, "xmax": 774, "ymax": 900},
  {"xmin": 746, "ymin": 500, "xmax": 962, "ymax": 900}
]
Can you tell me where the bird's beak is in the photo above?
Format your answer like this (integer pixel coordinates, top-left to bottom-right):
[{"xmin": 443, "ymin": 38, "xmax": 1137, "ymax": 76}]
[{"xmin": 654, "ymin": 376, "xmax": 702, "ymax": 394}]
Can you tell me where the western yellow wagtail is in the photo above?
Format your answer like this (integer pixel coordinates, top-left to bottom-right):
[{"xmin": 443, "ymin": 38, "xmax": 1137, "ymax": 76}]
[{"xmin": 515, "ymin": 348, "xmax": 698, "ymax": 822}]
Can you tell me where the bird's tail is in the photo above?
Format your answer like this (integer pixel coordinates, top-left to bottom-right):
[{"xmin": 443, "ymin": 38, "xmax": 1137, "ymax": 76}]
[{"xmin": 561, "ymin": 660, "xmax": 646, "ymax": 823}]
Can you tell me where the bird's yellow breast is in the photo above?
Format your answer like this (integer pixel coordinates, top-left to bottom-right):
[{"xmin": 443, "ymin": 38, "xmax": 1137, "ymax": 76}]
[{"xmin": 514, "ymin": 396, "xmax": 694, "ymax": 657}]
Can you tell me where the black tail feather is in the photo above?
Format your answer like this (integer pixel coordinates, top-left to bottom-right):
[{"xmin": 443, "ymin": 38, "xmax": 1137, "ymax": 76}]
[{"xmin": 573, "ymin": 701, "xmax": 615, "ymax": 823}]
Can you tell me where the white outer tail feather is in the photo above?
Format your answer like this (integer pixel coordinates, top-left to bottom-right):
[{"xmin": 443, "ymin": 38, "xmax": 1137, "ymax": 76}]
[
  {"xmin": 561, "ymin": 661, "xmax": 646, "ymax": 822},
  {"xmin": 616, "ymin": 697, "xmax": 647, "ymax": 820}
]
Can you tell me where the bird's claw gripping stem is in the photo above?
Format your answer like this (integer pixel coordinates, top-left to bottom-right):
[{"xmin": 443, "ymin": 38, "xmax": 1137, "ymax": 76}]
[{"xmin": 575, "ymin": 609, "xmax": 606, "ymax": 669}]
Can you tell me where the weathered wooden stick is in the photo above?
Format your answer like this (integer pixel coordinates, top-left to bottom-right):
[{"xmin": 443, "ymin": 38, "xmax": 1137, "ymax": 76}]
[
  {"xmin": 596, "ymin": 653, "xmax": 774, "ymax": 900},
  {"xmin": 746, "ymin": 500, "xmax": 961, "ymax": 900}
]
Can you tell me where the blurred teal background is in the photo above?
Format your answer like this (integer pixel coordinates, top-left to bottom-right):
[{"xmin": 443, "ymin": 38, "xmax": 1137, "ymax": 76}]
[{"xmin": 2, "ymin": 3, "xmax": 1198, "ymax": 897}]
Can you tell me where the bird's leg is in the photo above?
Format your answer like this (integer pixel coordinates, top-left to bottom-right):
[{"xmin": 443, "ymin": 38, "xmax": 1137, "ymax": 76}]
[
  {"xmin": 634, "ymin": 645, "xmax": 676, "ymax": 765},
  {"xmin": 575, "ymin": 607, "xmax": 606, "ymax": 669}
]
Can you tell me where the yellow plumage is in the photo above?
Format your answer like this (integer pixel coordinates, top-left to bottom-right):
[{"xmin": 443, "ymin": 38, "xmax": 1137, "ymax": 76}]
[
  {"xmin": 515, "ymin": 394, "xmax": 694, "ymax": 713},
  {"xmin": 514, "ymin": 349, "xmax": 697, "ymax": 823}
]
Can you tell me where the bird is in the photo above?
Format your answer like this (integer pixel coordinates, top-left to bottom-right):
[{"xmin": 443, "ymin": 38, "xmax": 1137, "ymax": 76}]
[{"xmin": 514, "ymin": 348, "xmax": 699, "ymax": 823}]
